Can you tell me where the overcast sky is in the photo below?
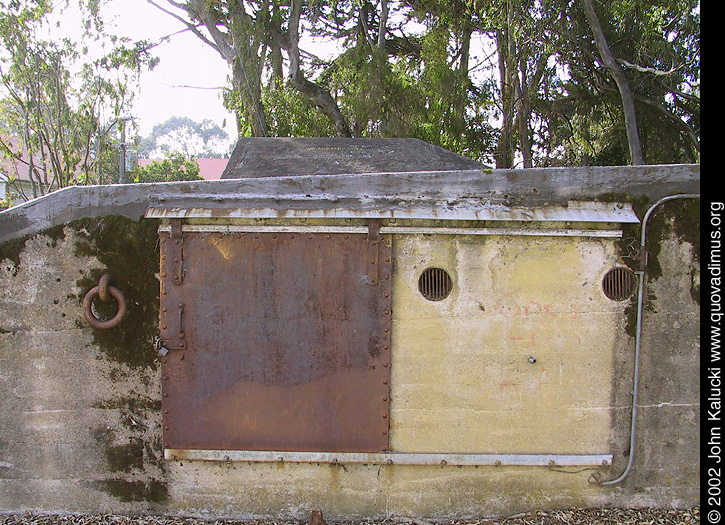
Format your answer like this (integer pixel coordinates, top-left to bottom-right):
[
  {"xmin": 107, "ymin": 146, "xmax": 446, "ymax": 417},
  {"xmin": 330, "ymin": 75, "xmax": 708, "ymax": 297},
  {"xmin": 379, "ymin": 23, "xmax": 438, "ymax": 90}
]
[{"xmin": 102, "ymin": 1, "xmax": 237, "ymax": 143}]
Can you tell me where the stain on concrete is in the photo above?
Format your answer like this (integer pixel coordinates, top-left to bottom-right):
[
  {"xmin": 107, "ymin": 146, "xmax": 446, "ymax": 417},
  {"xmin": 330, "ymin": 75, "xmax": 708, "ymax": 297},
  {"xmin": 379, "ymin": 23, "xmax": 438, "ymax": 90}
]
[
  {"xmin": 92, "ymin": 396, "xmax": 165, "ymax": 470},
  {"xmin": 644, "ymin": 199, "xmax": 700, "ymax": 303},
  {"xmin": 0, "ymin": 217, "xmax": 160, "ymax": 369},
  {"xmin": 0, "ymin": 225, "xmax": 66, "ymax": 276},
  {"xmin": 105, "ymin": 439, "xmax": 145, "ymax": 473},
  {"xmin": 0, "ymin": 202, "xmax": 700, "ymax": 517},
  {"xmin": 92, "ymin": 396, "xmax": 162, "ymax": 414},
  {"xmin": 594, "ymin": 194, "xmax": 699, "ymax": 335}
]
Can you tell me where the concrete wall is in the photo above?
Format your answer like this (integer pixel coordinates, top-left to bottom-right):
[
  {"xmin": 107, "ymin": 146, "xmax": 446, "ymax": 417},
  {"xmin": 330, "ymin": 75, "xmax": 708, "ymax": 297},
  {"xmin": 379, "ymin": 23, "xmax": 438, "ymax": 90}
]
[{"xmin": 0, "ymin": 202, "xmax": 700, "ymax": 519}]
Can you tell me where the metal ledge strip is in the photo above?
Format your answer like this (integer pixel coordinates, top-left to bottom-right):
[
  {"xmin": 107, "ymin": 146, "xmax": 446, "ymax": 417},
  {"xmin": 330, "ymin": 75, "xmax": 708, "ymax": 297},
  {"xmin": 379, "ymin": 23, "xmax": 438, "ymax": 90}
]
[
  {"xmin": 164, "ymin": 449, "xmax": 612, "ymax": 466},
  {"xmin": 157, "ymin": 224, "xmax": 622, "ymax": 238},
  {"xmin": 381, "ymin": 226, "xmax": 622, "ymax": 238},
  {"xmin": 145, "ymin": 201, "xmax": 639, "ymax": 224},
  {"xmin": 158, "ymin": 224, "xmax": 368, "ymax": 234}
]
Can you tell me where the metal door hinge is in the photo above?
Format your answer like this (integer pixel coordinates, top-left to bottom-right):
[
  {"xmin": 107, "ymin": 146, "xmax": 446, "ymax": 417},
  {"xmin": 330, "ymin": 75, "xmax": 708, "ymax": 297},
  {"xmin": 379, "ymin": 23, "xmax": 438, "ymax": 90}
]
[
  {"xmin": 169, "ymin": 219, "xmax": 184, "ymax": 285},
  {"xmin": 160, "ymin": 302, "xmax": 187, "ymax": 352},
  {"xmin": 366, "ymin": 220, "xmax": 382, "ymax": 286}
]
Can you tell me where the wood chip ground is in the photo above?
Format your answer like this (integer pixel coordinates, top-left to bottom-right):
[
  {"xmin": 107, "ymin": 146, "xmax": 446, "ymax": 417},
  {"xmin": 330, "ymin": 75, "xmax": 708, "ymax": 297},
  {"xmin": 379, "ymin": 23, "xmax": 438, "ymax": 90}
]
[{"xmin": 0, "ymin": 507, "xmax": 700, "ymax": 525}]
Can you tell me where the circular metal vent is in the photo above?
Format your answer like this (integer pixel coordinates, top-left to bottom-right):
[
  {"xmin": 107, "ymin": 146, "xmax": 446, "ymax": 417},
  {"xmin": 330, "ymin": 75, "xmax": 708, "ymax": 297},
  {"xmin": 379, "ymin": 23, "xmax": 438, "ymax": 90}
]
[
  {"xmin": 418, "ymin": 267, "xmax": 453, "ymax": 301},
  {"xmin": 602, "ymin": 267, "xmax": 637, "ymax": 301}
]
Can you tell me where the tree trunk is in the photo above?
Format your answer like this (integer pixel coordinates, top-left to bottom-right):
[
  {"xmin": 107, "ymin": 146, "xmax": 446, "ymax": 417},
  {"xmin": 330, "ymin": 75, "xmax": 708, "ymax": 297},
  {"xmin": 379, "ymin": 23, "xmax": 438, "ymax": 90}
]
[
  {"xmin": 288, "ymin": 0, "xmax": 352, "ymax": 137},
  {"xmin": 183, "ymin": 0, "xmax": 269, "ymax": 137},
  {"xmin": 495, "ymin": 28, "xmax": 515, "ymax": 169},
  {"xmin": 515, "ymin": 54, "xmax": 533, "ymax": 168},
  {"xmin": 453, "ymin": 26, "xmax": 472, "ymax": 136},
  {"xmin": 270, "ymin": 6, "xmax": 284, "ymax": 89},
  {"xmin": 582, "ymin": 0, "xmax": 644, "ymax": 165},
  {"xmin": 377, "ymin": 0, "xmax": 389, "ymax": 52},
  {"xmin": 232, "ymin": 59, "xmax": 268, "ymax": 137}
]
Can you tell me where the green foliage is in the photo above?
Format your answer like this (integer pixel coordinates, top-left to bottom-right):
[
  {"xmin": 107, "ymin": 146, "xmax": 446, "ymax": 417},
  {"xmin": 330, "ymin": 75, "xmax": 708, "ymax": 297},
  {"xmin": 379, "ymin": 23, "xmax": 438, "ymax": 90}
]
[
  {"xmin": 132, "ymin": 154, "xmax": 202, "ymax": 183},
  {"xmin": 0, "ymin": 0, "xmax": 157, "ymax": 201},
  {"xmin": 162, "ymin": 0, "xmax": 501, "ymax": 160},
  {"xmin": 262, "ymin": 83, "xmax": 336, "ymax": 137},
  {"xmin": 0, "ymin": 190, "xmax": 15, "ymax": 209},
  {"xmin": 532, "ymin": 0, "xmax": 700, "ymax": 165},
  {"xmin": 1, "ymin": 0, "xmax": 700, "ymax": 178}
]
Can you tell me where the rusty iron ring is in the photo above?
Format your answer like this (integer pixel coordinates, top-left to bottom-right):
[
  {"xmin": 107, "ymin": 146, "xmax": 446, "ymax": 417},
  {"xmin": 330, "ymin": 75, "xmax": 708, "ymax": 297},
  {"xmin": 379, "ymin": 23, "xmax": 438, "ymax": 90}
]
[
  {"xmin": 98, "ymin": 273, "xmax": 111, "ymax": 303},
  {"xmin": 82, "ymin": 275, "xmax": 128, "ymax": 329}
]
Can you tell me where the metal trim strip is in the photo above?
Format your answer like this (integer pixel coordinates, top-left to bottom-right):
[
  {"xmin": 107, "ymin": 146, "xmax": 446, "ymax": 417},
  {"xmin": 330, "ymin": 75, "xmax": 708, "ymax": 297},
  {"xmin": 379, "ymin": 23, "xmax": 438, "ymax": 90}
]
[
  {"xmin": 157, "ymin": 224, "xmax": 622, "ymax": 238},
  {"xmin": 164, "ymin": 449, "xmax": 613, "ymax": 466},
  {"xmin": 381, "ymin": 227, "xmax": 622, "ymax": 238},
  {"xmin": 158, "ymin": 224, "xmax": 368, "ymax": 234}
]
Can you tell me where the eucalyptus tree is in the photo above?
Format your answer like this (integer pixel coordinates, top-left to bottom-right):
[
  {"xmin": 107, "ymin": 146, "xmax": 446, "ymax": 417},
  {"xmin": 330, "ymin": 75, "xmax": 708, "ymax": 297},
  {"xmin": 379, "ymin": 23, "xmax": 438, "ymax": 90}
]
[
  {"xmin": 467, "ymin": 0, "xmax": 557, "ymax": 168},
  {"xmin": 539, "ymin": 0, "xmax": 700, "ymax": 166},
  {"xmin": 147, "ymin": 0, "xmax": 496, "ymax": 162},
  {"xmin": 0, "ymin": 0, "xmax": 157, "ymax": 199},
  {"xmin": 147, "ymin": 0, "xmax": 698, "ymax": 167},
  {"xmin": 147, "ymin": 0, "xmax": 323, "ymax": 137}
]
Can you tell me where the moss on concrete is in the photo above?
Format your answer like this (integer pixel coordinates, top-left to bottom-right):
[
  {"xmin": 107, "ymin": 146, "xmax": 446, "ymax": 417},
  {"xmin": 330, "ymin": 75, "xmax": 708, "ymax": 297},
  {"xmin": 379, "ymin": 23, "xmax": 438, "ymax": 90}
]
[
  {"xmin": 92, "ymin": 396, "xmax": 162, "ymax": 412},
  {"xmin": 95, "ymin": 479, "xmax": 169, "ymax": 503},
  {"xmin": 644, "ymin": 199, "xmax": 700, "ymax": 304},
  {"xmin": 0, "ymin": 215, "xmax": 160, "ymax": 368},
  {"xmin": 72, "ymin": 216, "xmax": 160, "ymax": 370},
  {"xmin": 105, "ymin": 438, "xmax": 145, "ymax": 473},
  {"xmin": 93, "ymin": 411, "xmax": 168, "ymax": 502},
  {"xmin": 594, "ymin": 194, "xmax": 700, "ymax": 335}
]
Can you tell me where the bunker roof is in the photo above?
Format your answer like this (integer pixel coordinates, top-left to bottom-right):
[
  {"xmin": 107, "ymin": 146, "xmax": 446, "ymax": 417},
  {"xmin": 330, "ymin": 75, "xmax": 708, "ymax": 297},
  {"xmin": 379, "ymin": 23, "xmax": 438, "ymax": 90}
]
[{"xmin": 221, "ymin": 138, "xmax": 486, "ymax": 178}]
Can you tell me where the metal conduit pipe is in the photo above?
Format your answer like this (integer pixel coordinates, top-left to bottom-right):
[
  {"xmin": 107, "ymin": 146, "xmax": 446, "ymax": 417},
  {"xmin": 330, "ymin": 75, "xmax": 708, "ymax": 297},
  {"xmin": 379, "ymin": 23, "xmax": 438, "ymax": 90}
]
[{"xmin": 600, "ymin": 193, "xmax": 700, "ymax": 486}]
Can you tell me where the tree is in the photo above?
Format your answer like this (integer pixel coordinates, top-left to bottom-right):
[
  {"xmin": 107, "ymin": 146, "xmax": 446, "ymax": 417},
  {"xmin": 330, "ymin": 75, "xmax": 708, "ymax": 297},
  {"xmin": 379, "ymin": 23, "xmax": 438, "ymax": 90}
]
[
  {"xmin": 147, "ymin": 0, "xmax": 496, "ymax": 163},
  {"xmin": 470, "ymin": 0, "xmax": 555, "ymax": 168},
  {"xmin": 582, "ymin": 0, "xmax": 643, "ymax": 165},
  {"xmin": 146, "ymin": 0, "xmax": 698, "ymax": 167},
  {"xmin": 0, "ymin": 0, "xmax": 158, "ymax": 199},
  {"xmin": 147, "ymin": 0, "xmax": 353, "ymax": 137},
  {"xmin": 148, "ymin": 0, "xmax": 274, "ymax": 137},
  {"xmin": 133, "ymin": 153, "xmax": 202, "ymax": 182},
  {"xmin": 535, "ymin": 0, "xmax": 699, "ymax": 166},
  {"xmin": 137, "ymin": 116, "xmax": 230, "ymax": 159}
]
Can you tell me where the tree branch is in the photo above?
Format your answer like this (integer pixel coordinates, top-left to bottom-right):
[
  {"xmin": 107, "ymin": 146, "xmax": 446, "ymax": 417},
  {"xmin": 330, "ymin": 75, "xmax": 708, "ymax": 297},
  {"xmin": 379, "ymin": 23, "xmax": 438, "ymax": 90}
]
[
  {"xmin": 582, "ymin": 0, "xmax": 644, "ymax": 165},
  {"xmin": 377, "ymin": 0, "xmax": 389, "ymax": 52},
  {"xmin": 358, "ymin": 4, "xmax": 376, "ymax": 53},
  {"xmin": 597, "ymin": 83, "xmax": 700, "ymax": 152},
  {"xmin": 147, "ymin": 0, "xmax": 220, "ymax": 53},
  {"xmin": 617, "ymin": 58, "xmax": 679, "ymax": 77}
]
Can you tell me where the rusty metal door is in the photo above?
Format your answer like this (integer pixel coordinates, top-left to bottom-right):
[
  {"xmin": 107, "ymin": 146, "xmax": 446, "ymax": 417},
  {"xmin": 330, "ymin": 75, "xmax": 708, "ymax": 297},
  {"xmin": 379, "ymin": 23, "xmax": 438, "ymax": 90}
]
[{"xmin": 159, "ymin": 222, "xmax": 392, "ymax": 453}]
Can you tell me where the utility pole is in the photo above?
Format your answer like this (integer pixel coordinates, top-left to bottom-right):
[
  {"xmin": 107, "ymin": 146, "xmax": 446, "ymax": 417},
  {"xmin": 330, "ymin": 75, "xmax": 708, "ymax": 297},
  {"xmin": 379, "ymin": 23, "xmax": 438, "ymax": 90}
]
[{"xmin": 118, "ymin": 117, "xmax": 133, "ymax": 183}]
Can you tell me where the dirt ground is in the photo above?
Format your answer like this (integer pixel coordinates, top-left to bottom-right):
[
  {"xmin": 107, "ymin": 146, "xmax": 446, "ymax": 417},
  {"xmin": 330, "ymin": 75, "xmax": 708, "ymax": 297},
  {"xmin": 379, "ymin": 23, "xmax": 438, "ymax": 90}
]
[{"xmin": 0, "ymin": 507, "xmax": 700, "ymax": 525}]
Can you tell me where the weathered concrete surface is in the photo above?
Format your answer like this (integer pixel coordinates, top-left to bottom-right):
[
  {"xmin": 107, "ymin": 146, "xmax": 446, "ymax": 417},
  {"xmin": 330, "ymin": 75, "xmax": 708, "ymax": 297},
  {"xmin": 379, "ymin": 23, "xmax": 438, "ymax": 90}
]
[
  {"xmin": 0, "ymin": 164, "xmax": 700, "ymax": 244},
  {"xmin": 609, "ymin": 203, "xmax": 701, "ymax": 506},
  {"xmin": 0, "ymin": 204, "xmax": 699, "ymax": 519},
  {"xmin": 0, "ymin": 145, "xmax": 700, "ymax": 521},
  {"xmin": 0, "ymin": 218, "xmax": 166, "ymax": 513}
]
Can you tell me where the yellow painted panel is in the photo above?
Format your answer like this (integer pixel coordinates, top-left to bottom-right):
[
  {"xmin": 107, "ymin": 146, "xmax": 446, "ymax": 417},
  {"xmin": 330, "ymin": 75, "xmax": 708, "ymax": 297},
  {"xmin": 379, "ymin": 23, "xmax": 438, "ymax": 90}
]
[{"xmin": 390, "ymin": 234, "xmax": 623, "ymax": 455}]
